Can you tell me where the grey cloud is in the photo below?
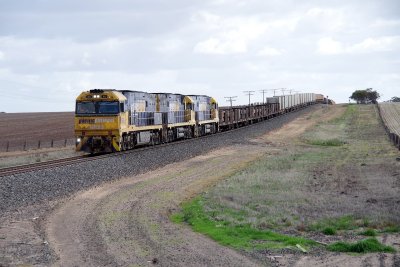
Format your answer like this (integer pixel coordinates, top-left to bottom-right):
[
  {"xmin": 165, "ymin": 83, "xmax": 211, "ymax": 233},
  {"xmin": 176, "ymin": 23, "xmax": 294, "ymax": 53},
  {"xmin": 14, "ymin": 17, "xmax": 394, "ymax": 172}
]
[{"xmin": 0, "ymin": 0, "xmax": 399, "ymax": 112}]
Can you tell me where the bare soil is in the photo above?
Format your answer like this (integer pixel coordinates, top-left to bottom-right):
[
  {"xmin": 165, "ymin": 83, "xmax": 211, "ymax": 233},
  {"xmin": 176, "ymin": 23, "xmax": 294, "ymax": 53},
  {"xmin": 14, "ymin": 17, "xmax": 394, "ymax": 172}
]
[{"xmin": 0, "ymin": 112, "xmax": 74, "ymax": 152}]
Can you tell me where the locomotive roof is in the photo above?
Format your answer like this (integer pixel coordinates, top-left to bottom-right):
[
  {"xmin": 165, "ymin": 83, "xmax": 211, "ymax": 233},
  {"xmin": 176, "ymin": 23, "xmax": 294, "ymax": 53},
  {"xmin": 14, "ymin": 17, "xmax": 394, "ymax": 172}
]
[
  {"xmin": 77, "ymin": 89, "xmax": 127, "ymax": 101},
  {"xmin": 118, "ymin": 89, "xmax": 148, "ymax": 94},
  {"xmin": 151, "ymin": 92, "xmax": 184, "ymax": 96}
]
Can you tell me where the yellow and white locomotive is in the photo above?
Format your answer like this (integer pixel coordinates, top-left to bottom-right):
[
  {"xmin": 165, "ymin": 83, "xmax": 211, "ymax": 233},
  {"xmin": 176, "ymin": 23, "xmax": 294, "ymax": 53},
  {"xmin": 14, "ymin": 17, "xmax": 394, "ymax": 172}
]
[{"xmin": 75, "ymin": 89, "xmax": 219, "ymax": 153}]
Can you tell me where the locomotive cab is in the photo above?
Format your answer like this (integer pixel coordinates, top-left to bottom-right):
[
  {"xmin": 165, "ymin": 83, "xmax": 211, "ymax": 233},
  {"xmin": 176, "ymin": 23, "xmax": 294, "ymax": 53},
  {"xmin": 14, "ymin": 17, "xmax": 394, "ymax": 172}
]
[{"xmin": 75, "ymin": 89, "xmax": 128, "ymax": 153}]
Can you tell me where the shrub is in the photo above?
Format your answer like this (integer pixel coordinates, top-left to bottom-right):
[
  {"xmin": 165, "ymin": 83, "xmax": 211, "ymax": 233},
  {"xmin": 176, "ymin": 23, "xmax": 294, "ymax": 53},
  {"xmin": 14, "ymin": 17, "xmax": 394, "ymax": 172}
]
[
  {"xmin": 323, "ymin": 227, "xmax": 336, "ymax": 235},
  {"xmin": 360, "ymin": 229, "xmax": 377, "ymax": 236},
  {"xmin": 327, "ymin": 238, "xmax": 395, "ymax": 253}
]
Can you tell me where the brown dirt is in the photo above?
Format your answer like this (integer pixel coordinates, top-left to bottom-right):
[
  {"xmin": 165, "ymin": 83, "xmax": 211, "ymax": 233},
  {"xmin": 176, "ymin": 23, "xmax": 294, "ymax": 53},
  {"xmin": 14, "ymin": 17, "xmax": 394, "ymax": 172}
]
[{"xmin": 0, "ymin": 112, "xmax": 74, "ymax": 152}]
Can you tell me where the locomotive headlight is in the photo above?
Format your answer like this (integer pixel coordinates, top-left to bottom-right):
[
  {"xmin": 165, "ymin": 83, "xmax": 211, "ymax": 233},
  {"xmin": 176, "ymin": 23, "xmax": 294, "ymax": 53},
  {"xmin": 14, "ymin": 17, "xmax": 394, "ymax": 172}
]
[{"xmin": 76, "ymin": 137, "xmax": 81, "ymax": 143}]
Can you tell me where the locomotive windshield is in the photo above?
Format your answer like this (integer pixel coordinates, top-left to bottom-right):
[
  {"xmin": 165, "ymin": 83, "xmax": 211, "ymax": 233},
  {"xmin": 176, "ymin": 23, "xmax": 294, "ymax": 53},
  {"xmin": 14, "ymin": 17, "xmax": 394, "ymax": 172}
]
[{"xmin": 76, "ymin": 101, "xmax": 120, "ymax": 115}]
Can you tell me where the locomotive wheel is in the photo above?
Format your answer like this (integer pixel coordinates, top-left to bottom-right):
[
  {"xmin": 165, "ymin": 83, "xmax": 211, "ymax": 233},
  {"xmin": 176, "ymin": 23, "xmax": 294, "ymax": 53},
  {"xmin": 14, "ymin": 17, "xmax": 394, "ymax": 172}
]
[
  {"xmin": 150, "ymin": 134, "xmax": 155, "ymax": 146},
  {"xmin": 127, "ymin": 133, "xmax": 135, "ymax": 149},
  {"xmin": 194, "ymin": 125, "xmax": 200, "ymax": 138},
  {"xmin": 121, "ymin": 135, "xmax": 127, "ymax": 151},
  {"xmin": 152, "ymin": 131, "xmax": 161, "ymax": 145},
  {"xmin": 167, "ymin": 129, "xmax": 174, "ymax": 143},
  {"xmin": 213, "ymin": 123, "xmax": 217, "ymax": 134},
  {"xmin": 131, "ymin": 134, "xmax": 135, "ymax": 149},
  {"xmin": 186, "ymin": 127, "xmax": 193, "ymax": 139}
]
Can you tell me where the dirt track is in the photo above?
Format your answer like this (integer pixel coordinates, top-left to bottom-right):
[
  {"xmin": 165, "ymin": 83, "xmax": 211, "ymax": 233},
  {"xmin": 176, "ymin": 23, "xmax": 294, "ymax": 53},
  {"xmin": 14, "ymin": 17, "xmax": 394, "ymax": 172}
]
[{"xmin": 48, "ymin": 147, "xmax": 264, "ymax": 266}]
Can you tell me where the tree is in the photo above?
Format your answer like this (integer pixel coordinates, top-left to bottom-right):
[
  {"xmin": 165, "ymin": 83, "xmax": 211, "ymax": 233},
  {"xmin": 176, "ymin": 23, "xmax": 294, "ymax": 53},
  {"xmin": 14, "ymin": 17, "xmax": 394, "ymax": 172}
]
[
  {"xmin": 391, "ymin": 96, "xmax": 400, "ymax": 102},
  {"xmin": 350, "ymin": 88, "xmax": 380, "ymax": 104},
  {"xmin": 366, "ymin": 88, "xmax": 380, "ymax": 104},
  {"xmin": 350, "ymin": 90, "xmax": 367, "ymax": 104}
]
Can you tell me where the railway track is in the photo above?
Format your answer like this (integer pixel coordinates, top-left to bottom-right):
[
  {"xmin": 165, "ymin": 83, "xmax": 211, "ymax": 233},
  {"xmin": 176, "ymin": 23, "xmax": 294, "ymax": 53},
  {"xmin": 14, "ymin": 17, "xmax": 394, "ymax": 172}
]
[
  {"xmin": 0, "ymin": 106, "xmax": 313, "ymax": 177},
  {"xmin": 0, "ymin": 155, "xmax": 89, "ymax": 177}
]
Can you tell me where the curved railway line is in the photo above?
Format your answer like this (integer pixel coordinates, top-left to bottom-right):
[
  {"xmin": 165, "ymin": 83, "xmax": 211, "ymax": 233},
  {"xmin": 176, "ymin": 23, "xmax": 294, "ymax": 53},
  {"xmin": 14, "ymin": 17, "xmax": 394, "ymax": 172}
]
[{"xmin": 0, "ymin": 107, "xmax": 311, "ymax": 177}]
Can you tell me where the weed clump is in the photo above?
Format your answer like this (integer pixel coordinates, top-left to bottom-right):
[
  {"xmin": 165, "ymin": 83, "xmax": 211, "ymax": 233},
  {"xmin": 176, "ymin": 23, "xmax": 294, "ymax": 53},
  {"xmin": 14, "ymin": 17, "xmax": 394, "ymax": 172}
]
[
  {"xmin": 382, "ymin": 226, "xmax": 400, "ymax": 233},
  {"xmin": 307, "ymin": 139, "xmax": 344, "ymax": 147},
  {"xmin": 322, "ymin": 227, "xmax": 336, "ymax": 235},
  {"xmin": 309, "ymin": 215, "xmax": 357, "ymax": 232},
  {"xmin": 327, "ymin": 238, "xmax": 395, "ymax": 253},
  {"xmin": 359, "ymin": 229, "xmax": 377, "ymax": 236}
]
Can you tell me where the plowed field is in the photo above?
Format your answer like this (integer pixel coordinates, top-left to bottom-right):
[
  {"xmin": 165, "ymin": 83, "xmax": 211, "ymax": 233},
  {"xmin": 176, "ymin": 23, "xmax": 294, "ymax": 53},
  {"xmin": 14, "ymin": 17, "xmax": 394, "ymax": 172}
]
[
  {"xmin": 379, "ymin": 103, "xmax": 400, "ymax": 135},
  {"xmin": 0, "ymin": 112, "xmax": 74, "ymax": 151}
]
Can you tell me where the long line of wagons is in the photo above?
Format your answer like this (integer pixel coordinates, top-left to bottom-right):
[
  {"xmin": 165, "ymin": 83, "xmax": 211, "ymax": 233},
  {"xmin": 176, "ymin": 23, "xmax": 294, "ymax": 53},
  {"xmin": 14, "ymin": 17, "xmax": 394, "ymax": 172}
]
[{"xmin": 75, "ymin": 89, "xmax": 331, "ymax": 153}]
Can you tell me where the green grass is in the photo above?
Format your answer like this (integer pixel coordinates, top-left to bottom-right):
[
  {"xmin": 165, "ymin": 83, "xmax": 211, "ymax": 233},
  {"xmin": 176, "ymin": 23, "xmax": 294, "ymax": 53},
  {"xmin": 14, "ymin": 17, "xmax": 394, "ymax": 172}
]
[
  {"xmin": 330, "ymin": 104, "xmax": 355, "ymax": 123},
  {"xmin": 359, "ymin": 229, "xmax": 377, "ymax": 236},
  {"xmin": 381, "ymin": 225, "xmax": 400, "ymax": 233},
  {"xmin": 172, "ymin": 197, "xmax": 318, "ymax": 250},
  {"xmin": 307, "ymin": 138, "xmax": 344, "ymax": 147},
  {"xmin": 327, "ymin": 238, "xmax": 396, "ymax": 253},
  {"xmin": 322, "ymin": 227, "xmax": 336, "ymax": 235},
  {"xmin": 309, "ymin": 215, "xmax": 359, "ymax": 232}
]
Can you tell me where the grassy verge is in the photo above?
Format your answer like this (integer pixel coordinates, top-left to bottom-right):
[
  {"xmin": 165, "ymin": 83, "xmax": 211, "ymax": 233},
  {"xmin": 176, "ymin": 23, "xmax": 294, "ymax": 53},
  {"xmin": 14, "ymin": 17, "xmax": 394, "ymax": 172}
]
[
  {"xmin": 172, "ymin": 105, "xmax": 399, "ymax": 254},
  {"xmin": 381, "ymin": 226, "xmax": 400, "ymax": 233}
]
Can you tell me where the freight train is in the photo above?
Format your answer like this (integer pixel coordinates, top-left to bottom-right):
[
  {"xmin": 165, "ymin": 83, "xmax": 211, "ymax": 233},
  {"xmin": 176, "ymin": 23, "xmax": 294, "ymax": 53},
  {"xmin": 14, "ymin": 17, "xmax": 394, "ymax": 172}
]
[{"xmin": 75, "ymin": 89, "xmax": 325, "ymax": 153}]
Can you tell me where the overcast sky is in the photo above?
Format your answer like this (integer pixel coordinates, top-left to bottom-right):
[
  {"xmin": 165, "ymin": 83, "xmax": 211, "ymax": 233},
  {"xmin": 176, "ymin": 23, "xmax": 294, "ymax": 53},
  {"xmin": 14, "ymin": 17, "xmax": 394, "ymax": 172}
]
[{"xmin": 0, "ymin": 0, "xmax": 399, "ymax": 112}]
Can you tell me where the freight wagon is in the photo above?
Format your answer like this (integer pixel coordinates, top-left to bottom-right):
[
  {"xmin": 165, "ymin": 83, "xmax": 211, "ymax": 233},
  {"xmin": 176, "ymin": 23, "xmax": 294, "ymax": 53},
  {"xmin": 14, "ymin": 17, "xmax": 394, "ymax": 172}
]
[{"xmin": 218, "ymin": 93, "xmax": 318, "ymax": 130}]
